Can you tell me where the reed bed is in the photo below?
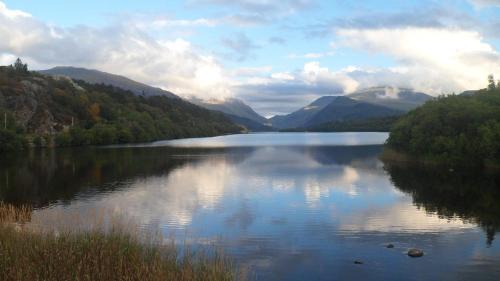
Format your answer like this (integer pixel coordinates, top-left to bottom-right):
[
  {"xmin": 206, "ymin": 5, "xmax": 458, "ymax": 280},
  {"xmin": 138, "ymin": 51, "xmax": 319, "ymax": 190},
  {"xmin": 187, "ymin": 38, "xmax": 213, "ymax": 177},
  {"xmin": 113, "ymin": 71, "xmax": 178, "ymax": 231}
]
[{"xmin": 0, "ymin": 203, "xmax": 243, "ymax": 281}]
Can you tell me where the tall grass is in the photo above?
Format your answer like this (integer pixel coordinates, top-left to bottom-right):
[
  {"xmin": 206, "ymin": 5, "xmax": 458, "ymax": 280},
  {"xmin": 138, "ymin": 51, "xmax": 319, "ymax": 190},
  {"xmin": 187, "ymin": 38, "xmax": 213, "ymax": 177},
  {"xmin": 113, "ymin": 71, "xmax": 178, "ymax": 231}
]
[{"xmin": 0, "ymin": 203, "xmax": 243, "ymax": 281}]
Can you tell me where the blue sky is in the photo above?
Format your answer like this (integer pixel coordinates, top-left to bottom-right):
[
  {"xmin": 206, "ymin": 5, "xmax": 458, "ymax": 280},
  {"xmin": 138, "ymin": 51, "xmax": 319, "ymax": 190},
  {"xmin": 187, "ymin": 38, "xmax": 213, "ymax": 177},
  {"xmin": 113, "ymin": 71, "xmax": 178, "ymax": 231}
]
[{"xmin": 1, "ymin": 0, "xmax": 500, "ymax": 116}]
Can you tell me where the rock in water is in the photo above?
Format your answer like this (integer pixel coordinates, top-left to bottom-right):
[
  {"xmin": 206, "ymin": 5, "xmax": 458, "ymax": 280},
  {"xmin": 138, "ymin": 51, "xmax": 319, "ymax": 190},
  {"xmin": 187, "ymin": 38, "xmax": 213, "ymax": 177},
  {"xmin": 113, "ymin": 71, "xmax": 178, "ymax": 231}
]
[
  {"xmin": 354, "ymin": 260, "xmax": 363, "ymax": 264},
  {"xmin": 386, "ymin": 244, "xmax": 394, "ymax": 248},
  {"xmin": 407, "ymin": 248, "xmax": 424, "ymax": 257}
]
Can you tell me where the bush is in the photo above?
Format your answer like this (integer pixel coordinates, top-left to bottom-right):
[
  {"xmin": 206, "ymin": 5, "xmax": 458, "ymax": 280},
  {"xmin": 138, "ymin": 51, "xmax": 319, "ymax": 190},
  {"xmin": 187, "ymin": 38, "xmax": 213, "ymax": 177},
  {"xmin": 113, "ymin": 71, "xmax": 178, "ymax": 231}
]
[
  {"xmin": 0, "ymin": 129, "xmax": 27, "ymax": 152},
  {"xmin": 55, "ymin": 132, "xmax": 72, "ymax": 147}
]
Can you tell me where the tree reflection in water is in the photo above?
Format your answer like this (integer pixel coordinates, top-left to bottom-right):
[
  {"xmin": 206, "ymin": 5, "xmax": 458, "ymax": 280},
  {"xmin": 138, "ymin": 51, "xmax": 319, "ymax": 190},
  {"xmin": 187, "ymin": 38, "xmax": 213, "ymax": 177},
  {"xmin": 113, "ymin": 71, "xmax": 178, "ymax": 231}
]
[{"xmin": 383, "ymin": 160, "xmax": 500, "ymax": 246}]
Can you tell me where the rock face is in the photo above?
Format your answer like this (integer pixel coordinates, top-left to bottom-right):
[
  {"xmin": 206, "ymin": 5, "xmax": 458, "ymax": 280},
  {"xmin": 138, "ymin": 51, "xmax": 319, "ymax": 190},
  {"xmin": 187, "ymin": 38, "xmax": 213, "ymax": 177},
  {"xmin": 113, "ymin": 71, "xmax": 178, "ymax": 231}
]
[
  {"xmin": 407, "ymin": 248, "xmax": 424, "ymax": 257},
  {"xmin": 4, "ymin": 79, "xmax": 59, "ymax": 135}
]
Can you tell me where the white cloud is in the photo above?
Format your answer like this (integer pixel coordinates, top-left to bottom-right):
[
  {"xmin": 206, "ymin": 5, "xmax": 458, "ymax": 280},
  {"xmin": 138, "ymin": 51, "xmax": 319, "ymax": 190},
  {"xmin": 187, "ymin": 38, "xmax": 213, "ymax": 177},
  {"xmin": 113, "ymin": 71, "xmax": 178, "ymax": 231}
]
[
  {"xmin": 337, "ymin": 27, "xmax": 500, "ymax": 94},
  {"xmin": 287, "ymin": 51, "xmax": 335, "ymax": 59},
  {"xmin": 236, "ymin": 61, "xmax": 360, "ymax": 116},
  {"xmin": 0, "ymin": 2, "xmax": 30, "ymax": 18},
  {"xmin": 150, "ymin": 18, "xmax": 217, "ymax": 28},
  {"xmin": 0, "ymin": 1, "xmax": 233, "ymax": 100},
  {"xmin": 469, "ymin": 0, "xmax": 500, "ymax": 7},
  {"xmin": 301, "ymin": 61, "xmax": 358, "ymax": 93},
  {"xmin": 271, "ymin": 72, "xmax": 295, "ymax": 81},
  {"xmin": 231, "ymin": 65, "xmax": 273, "ymax": 77}
]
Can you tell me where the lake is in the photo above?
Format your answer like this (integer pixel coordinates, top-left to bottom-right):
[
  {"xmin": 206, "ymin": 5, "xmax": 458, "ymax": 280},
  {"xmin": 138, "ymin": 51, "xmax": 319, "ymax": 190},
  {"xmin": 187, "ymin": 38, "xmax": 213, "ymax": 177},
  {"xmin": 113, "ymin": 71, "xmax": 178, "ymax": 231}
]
[{"xmin": 1, "ymin": 132, "xmax": 500, "ymax": 280}]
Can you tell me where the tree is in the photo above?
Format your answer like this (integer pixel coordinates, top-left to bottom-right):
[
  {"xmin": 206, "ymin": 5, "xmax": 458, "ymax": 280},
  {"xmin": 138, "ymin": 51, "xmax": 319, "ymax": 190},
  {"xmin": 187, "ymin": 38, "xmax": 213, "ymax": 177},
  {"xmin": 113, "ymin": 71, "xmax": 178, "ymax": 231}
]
[
  {"xmin": 487, "ymin": 74, "xmax": 496, "ymax": 91},
  {"xmin": 13, "ymin": 58, "xmax": 28, "ymax": 74}
]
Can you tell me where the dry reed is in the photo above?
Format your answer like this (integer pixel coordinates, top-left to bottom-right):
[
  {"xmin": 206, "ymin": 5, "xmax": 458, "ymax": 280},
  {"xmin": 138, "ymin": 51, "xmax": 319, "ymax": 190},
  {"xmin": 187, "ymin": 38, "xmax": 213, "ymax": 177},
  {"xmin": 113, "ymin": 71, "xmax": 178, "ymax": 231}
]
[{"xmin": 0, "ymin": 202, "xmax": 244, "ymax": 281}]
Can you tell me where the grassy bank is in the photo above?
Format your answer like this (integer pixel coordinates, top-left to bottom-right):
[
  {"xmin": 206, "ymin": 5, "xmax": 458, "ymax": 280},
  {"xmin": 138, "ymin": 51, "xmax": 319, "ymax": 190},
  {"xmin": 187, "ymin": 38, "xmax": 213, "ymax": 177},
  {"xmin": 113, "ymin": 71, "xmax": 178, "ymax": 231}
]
[{"xmin": 0, "ymin": 203, "xmax": 242, "ymax": 281}]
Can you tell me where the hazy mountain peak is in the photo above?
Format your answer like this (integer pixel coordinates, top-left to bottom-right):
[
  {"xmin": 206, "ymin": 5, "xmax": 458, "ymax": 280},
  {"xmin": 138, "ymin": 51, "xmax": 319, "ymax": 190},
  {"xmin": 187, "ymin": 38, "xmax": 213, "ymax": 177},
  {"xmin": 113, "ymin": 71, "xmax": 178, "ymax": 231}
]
[
  {"xmin": 188, "ymin": 96, "xmax": 267, "ymax": 125},
  {"xmin": 348, "ymin": 86, "xmax": 432, "ymax": 111}
]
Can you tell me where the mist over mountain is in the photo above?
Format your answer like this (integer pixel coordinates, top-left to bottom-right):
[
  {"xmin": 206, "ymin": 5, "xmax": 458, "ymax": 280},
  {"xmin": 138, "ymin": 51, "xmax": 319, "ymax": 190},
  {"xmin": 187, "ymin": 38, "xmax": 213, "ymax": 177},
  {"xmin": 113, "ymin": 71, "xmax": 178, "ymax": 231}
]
[
  {"xmin": 189, "ymin": 97, "xmax": 268, "ymax": 125},
  {"xmin": 271, "ymin": 95, "xmax": 403, "ymax": 129},
  {"xmin": 347, "ymin": 87, "xmax": 432, "ymax": 111}
]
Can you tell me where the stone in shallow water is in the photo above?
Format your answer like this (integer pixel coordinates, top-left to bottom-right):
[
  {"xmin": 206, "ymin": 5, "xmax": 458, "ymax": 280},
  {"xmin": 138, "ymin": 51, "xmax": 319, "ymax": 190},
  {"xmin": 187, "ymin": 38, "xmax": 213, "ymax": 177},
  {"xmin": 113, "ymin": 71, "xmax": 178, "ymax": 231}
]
[
  {"xmin": 354, "ymin": 260, "xmax": 363, "ymax": 264},
  {"xmin": 407, "ymin": 248, "xmax": 424, "ymax": 257},
  {"xmin": 386, "ymin": 244, "xmax": 394, "ymax": 248}
]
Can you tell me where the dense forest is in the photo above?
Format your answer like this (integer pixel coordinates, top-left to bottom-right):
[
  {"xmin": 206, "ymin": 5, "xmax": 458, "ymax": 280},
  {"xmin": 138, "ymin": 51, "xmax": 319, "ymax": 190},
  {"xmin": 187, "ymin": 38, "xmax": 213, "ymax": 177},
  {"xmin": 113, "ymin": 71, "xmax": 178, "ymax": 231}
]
[
  {"xmin": 386, "ymin": 75, "xmax": 500, "ymax": 167},
  {"xmin": 0, "ymin": 59, "xmax": 241, "ymax": 151},
  {"xmin": 283, "ymin": 116, "xmax": 400, "ymax": 132}
]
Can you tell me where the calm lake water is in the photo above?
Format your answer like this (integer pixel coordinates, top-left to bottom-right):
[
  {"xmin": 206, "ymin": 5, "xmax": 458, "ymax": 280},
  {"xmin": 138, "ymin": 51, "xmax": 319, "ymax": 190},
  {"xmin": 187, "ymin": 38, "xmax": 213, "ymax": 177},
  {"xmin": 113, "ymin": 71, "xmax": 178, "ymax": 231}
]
[{"xmin": 1, "ymin": 132, "xmax": 500, "ymax": 280}]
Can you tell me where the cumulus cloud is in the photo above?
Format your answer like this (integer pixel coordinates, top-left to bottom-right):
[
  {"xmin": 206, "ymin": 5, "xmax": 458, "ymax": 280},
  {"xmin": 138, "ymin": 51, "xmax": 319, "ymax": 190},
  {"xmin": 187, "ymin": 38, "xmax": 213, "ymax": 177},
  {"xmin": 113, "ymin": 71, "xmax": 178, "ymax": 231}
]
[
  {"xmin": 236, "ymin": 61, "xmax": 359, "ymax": 116},
  {"xmin": 337, "ymin": 27, "xmax": 500, "ymax": 94},
  {"xmin": 0, "ymin": 1, "xmax": 233, "ymax": 100}
]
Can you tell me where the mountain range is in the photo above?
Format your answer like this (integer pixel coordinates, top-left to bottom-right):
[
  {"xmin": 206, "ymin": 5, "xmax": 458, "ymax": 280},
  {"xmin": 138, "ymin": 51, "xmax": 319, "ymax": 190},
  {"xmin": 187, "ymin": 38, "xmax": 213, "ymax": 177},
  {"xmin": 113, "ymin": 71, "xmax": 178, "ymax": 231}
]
[
  {"xmin": 39, "ymin": 67, "xmax": 434, "ymax": 131},
  {"xmin": 189, "ymin": 97, "xmax": 273, "ymax": 131},
  {"xmin": 270, "ymin": 88, "xmax": 433, "ymax": 129}
]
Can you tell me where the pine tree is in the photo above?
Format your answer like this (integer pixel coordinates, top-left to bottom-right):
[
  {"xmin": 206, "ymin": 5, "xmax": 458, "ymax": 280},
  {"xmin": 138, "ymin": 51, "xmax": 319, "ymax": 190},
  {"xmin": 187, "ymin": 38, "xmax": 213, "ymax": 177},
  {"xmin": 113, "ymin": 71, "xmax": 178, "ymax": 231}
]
[
  {"xmin": 13, "ymin": 58, "xmax": 28, "ymax": 74},
  {"xmin": 487, "ymin": 74, "xmax": 496, "ymax": 91}
]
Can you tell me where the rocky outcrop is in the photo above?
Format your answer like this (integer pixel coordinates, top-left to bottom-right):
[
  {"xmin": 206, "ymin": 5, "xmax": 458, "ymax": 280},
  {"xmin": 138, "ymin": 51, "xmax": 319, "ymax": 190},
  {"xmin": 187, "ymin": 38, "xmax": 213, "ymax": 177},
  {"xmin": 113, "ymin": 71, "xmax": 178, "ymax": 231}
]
[{"xmin": 2, "ymin": 78, "xmax": 60, "ymax": 136}]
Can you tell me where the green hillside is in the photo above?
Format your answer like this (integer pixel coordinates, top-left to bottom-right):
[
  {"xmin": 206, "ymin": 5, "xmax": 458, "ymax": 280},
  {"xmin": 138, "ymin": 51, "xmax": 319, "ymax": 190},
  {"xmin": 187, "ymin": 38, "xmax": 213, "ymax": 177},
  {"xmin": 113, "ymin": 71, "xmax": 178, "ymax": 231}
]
[
  {"xmin": 0, "ymin": 61, "xmax": 241, "ymax": 151},
  {"xmin": 386, "ymin": 79, "xmax": 500, "ymax": 167}
]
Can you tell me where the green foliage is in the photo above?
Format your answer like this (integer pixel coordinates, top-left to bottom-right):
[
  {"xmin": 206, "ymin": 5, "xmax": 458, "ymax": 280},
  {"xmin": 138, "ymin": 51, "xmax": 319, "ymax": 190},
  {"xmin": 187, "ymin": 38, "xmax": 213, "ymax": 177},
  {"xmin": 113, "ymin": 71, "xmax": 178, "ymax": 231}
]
[
  {"xmin": 0, "ymin": 66, "xmax": 241, "ymax": 150},
  {"xmin": 387, "ymin": 87, "xmax": 500, "ymax": 167},
  {"xmin": 55, "ymin": 131, "xmax": 72, "ymax": 147},
  {"xmin": 295, "ymin": 116, "xmax": 400, "ymax": 132},
  {"xmin": 12, "ymin": 58, "xmax": 28, "ymax": 74},
  {"xmin": 0, "ymin": 129, "xmax": 27, "ymax": 152},
  {"xmin": 488, "ymin": 74, "xmax": 496, "ymax": 91}
]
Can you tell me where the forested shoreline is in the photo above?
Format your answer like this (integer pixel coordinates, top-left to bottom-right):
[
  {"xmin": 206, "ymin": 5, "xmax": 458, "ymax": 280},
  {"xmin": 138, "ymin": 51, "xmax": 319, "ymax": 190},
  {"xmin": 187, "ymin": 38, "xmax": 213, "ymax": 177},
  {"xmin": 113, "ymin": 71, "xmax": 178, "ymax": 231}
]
[
  {"xmin": 386, "ymin": 76, "xmax": 500, "ymax": 167},
  {"xmin": 0, "ymin": 60, "xmax": 241, "ymax": 151}
]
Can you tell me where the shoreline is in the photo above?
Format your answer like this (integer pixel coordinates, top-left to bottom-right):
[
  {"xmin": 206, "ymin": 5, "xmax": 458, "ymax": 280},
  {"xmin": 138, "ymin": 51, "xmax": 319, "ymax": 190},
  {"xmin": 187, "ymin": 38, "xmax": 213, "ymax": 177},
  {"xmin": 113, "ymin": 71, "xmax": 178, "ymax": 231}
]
[{"xmin": 380, "ymin": 147, "xmax": 500, "ymax": 172}]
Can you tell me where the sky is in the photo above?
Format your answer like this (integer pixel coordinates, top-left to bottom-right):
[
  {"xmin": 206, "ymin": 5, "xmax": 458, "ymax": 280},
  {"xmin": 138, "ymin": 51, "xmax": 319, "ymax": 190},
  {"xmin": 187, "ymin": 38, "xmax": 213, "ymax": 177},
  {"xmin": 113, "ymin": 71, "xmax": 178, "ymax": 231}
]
[{"xmin": 1, "ymin": 0, "xmax": 500, "ymax": 116}]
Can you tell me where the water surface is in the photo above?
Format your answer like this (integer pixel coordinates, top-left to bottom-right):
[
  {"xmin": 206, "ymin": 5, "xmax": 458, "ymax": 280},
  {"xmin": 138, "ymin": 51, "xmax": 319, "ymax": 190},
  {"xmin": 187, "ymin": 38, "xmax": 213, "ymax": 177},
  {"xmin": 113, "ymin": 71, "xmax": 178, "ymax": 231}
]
[{"xmin": 1, "ymin": 132, "xmax": 499, "ymax": 281}]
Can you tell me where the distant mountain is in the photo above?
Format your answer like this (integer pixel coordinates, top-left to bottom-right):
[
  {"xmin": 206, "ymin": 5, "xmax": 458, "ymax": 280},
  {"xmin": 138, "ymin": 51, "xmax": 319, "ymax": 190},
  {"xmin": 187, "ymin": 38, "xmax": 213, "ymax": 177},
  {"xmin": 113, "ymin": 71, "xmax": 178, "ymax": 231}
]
[
  {"xmin": 225, "ymin": 114, "xmax": 275, "ymax": 132},
  {"xmin": 306, "ymin": 96, "xmax": 402, "ymax": 127},
  {"xmin": 347, "ymin": 87, "xmax": 432, "ymax": 111},
  {"xmin": 190, "ymin": 97, "xmax": 269, "ymax": 126},
  {"xmin": 270, "ymin": 96, "xmax": 336, "ymax": 129},
  {"xmin": 40, "ymin": 67, "xmax": 178, "ymax": 98},
  {"xmin": 459, "ymin": 90, "xmax": 478, "ymax": 96},
  {"xmin": 271, "ymin": 96, "xmax": 402, "ymax": 129}
]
